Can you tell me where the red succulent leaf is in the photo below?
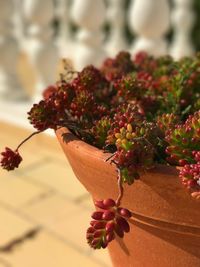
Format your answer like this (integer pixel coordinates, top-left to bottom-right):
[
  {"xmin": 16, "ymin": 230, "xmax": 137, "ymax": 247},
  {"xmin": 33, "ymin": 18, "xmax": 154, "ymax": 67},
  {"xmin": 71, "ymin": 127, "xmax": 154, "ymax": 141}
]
[{"xmin": 86, "ymin": 198, "xmax": 132, "ymax": 249}]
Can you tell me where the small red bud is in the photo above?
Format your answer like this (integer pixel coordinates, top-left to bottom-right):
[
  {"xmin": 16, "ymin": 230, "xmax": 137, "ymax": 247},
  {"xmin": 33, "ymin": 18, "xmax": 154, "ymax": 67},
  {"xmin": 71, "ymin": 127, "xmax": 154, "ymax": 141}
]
[
  {"xmin": 93, "ymin": 221, "xmax": 106, "ymax": 230},
  {"xmin": 179, "ymin": 159, "xmax": 188, "ymax": 166},
  {"xmin": 117, "ymin": 208, "xmax": 132, "ymax": 218},
  {"xmin": 187, "ymin": 180, "xmax": 197, "ymax": 188},
  {"xmin": 94, "ymin": 230, "xmax": 103, "ymax": 238},
  {"xmin": 114, "ymin": 224, "xmax": 124, "ymax": 238},
  {"xmin": 91, "ymin": 211, "xmax": 103, "ymax": 220},
  {"xmin": 102, "ymin": 210, "xmax": 115, "ymax": 221},
  {"xmin": 86, "ymin": 233, "xmax": 93, "ymax": 239},
  {"xmin": 90, "ymin": 221, "xmax": 96, "ymax": 227},
  {"xmin": 103, "ymin": 199, "xmax": 116, "ymax": 208},
  {"xmin": 87, "ymin": 227, "xmax": 95, "ymax": 234},
  {"xmin": 106, "ymin": 232, "xmax": 115, "ymax": 242},
  {"xmin": 101, "ymin": 242, "xmax": 108, "ymax": 249},
  {"xmin": 116, "ymin": 217, "xmax": 130, "ymax": 233},
  {"xmin": 91, "ymin": 239, "xmax": 100, "ymax": 247},
  {"xmin": 94, "ymin": 200, "xmax": 106, "ymax": 209},
  {"xmin": 105, "ymin": 221, "xmax": 115, "ymax": 233}
]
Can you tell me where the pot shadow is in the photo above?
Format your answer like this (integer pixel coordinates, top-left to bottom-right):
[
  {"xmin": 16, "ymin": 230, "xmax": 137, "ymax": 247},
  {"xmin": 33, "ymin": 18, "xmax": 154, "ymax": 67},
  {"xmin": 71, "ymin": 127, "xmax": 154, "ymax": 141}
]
[
  {"xmin": 129, "ymin": 218, "xmax": 200, "ymax": 259},
  {"xmin": 115, "ymin": 236, "xmax": 130, "ymax": 256},
  {"xmin": 61, "ymin": 132, "xmax": 77, "ymax": 144}
]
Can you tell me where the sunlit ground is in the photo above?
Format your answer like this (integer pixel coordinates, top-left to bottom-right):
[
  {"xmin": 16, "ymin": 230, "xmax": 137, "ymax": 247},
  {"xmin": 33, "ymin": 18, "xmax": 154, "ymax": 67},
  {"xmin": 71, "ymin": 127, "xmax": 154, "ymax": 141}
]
[{"xmin": 0, "ymin": 50, "xmax": 111, "ymax": 266}]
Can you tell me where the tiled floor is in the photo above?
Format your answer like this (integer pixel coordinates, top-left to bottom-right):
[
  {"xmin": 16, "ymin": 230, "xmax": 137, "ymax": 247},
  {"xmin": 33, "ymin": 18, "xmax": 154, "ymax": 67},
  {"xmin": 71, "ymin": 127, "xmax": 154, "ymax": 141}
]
[{"xmin": 0, "ymin": 122, "xmax": 112, "ymax": 267}]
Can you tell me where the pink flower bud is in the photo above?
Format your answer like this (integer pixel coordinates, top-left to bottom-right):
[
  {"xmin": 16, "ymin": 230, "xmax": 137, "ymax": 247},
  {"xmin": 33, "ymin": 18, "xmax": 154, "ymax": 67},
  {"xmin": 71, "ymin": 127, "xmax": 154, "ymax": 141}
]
[
  {"xmin": 91, "ymin": 239, "xmax": 100, "ymax": 247},
  {"xmin": 94, "ymin": 230, "xmax": 103, "ymax": 238},
  {"xmin": 117, "ymin": 208, "xmax": 132, "ymax": 218},
  {"xmin": 114, "ymin": 224, "xmax": 124, "ymax": 238},
  {"xmin": 93, "ymin": 221, "xmax": 106, "ymax": 230},
  {"xmin": 94, "ymin": 200, "xmax": 106, "ymax": 209},
  {"xmin": 101, "ymin": 242, "xmax": 108, "ymax": 249},
  {"xmin": 87, "ymin": 227, "xmax": 95, "ymax": 234},
  {"xmin": 103, "ymin": 199, "xmax": 116, "ymax": 208},
  {"xmin": 105, "ymin": 221, "xmax": 115, "ymax": 233},
  {"xmin": 106, "ymin": 232, "xmax": 115, "ymax": 242},
  {"xmin": 179, "ymin": 159, "xmax": 188, "ymax": 166},
  {"xmin": 86, "ymin": 233, "xmax": 93, "ymax": 239},
  {"xmin": 91, "ymin": 211, "xmax": 103, "ymax": 220},
  {"xmin": 90, "ymin": 221, "xmax": 96, "ymax": 227},
  {"xmin": 102, "ymin": 210, "xmax": 115, "ymax": 221},
  {"xmin": 116, "ymin": 217, "xmax": 130, "ymax": 233}
]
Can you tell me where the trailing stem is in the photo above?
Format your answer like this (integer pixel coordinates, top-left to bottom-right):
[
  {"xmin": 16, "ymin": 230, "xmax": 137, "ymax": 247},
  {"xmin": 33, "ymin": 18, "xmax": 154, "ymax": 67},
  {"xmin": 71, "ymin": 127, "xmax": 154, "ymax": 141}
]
[
  {"xmin": 16, "ymin": 131, "xmax": 42, "ymax": 151},
  {"xmin": 116, "ymin": 169, "xmax": 124, "ymax": 206}
]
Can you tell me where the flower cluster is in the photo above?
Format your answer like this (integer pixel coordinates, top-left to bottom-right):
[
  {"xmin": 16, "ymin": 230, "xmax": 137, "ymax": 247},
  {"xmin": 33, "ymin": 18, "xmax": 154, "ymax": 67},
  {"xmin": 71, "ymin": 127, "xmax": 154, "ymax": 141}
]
[
  {"xmin": 165, "ymin": 111, "xmax": 200, "ymax": 166},
  {"xmin": 101, "ymin": 51, "xmax": 135, "ymax": 82},
  {"xmin": 0, "ymin": 147, "xmax": 22, "ymax": 171},
  {"xmin": 1, "ymin": 51, "xmax": 200, "ymax": 249},
  {"xmin": 156, "ymin": 113, "xmax": 180, "ymax": 133},
  {"xmin": 179, "ymin": 163, "xmax": 200, "ymax": 189},
  {"xmin": 87, "ymin": 199, "xmax": 131, "ymax": 249}
]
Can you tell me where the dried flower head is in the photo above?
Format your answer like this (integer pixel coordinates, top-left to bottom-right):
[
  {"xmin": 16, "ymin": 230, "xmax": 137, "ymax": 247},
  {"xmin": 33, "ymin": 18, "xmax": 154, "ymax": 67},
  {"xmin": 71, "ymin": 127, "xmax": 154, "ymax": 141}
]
[{"xmin": 0, "ymin": 147, "xmax": 22, "ymax": 171}]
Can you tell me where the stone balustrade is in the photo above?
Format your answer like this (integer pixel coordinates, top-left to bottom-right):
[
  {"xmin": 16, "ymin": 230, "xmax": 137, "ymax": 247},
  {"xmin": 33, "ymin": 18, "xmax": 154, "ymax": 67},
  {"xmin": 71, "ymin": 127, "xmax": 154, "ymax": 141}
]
[
  {"xmin": 170, "ymin": 0, "xmax": 195, "ymax": 59},
  {"xmin": 0, "ymin": 0, "xmax": 196, "ymax": 105}
]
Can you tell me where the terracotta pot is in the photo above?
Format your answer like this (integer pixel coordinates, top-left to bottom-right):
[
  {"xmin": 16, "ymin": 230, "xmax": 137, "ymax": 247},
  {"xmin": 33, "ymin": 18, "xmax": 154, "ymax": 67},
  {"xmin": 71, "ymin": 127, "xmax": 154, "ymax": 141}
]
[{"xmin": 56, "ymin": 127, "xmax": 200, "ymax": 267}]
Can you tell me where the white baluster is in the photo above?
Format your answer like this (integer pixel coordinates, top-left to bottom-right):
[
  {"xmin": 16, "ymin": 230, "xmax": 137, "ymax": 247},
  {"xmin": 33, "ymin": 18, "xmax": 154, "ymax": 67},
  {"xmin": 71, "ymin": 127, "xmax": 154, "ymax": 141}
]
[
  {"xmin": 13, "ymin": 0, "xmax": 25, "ymax": 50},
  {"xmin": 170, "ymin": 0, "xmax": 195, "ymax": 59},
  {"xmin": 128, "ymin": 0, "xmax": 170, "ymax": 57},
  {"xmin": 71, "ymin": 0, "xmax": 107, "ymax": 71},
  {"xmin": 23, "ymin": 0, "xmax": 59, "ymax": 101},
  {"xmin": 106, "ymin": 0, "xmax": 128, "ymax": 57},
  {"xmin": 55, "ymin": 0, "xmax": 72, "ymax": 58},
  {"xmin": 0, "ymin": 0, "xmax": 27, "ymax": 101}
]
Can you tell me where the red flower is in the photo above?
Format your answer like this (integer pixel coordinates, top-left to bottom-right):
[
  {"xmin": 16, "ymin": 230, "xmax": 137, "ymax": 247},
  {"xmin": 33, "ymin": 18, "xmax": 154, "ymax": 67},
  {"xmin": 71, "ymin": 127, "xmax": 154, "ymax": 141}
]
[{"xmin": 0, "ymin": 147, "xmax": 22, "ymax": 171}]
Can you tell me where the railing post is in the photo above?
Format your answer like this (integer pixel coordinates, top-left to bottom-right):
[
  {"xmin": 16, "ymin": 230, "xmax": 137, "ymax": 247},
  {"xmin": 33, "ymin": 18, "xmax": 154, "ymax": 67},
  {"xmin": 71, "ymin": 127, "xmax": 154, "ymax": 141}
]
[
  {"xmin": 128, "ymin": 0, "xmax": 170, "ymax": 57},
  {"xmin": 0, "ymin": 0, "xmax": 27, "ymax": 101},
  {"xmin": 71, "ymin": 0, "xmax": 107, "ymax": 70},
  {"xmin": 55, "ymin": 0, "xmax": 72, "ymax": 58},
  {"xmin": 13, "ymin": 0, "xmax": 26, "ymax": 51},
  {"xmin": 106, "ymin": 0, "xmax": 128, "ymax": 57},
  {"xmin": 170, "ymin": 0, "xmax": 195, "ymax": 59},
  {"xmin": 23, "ymin": 0, "xmax": 59, "ymax": 101}
]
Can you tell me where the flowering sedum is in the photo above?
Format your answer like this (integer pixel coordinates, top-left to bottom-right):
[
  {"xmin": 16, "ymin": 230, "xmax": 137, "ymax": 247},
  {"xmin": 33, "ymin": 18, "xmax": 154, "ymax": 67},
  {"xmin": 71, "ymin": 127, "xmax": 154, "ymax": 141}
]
[{"xmin": 1, "ymin": 51, "xmax": 200, "ymax": 249}]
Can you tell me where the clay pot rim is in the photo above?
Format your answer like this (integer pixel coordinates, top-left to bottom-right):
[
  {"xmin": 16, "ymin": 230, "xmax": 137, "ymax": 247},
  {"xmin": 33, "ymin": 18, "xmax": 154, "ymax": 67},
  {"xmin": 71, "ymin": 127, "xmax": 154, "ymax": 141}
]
[{"xmin": 56, "ymin": 126, "xmax": 179, "ymax": 176}]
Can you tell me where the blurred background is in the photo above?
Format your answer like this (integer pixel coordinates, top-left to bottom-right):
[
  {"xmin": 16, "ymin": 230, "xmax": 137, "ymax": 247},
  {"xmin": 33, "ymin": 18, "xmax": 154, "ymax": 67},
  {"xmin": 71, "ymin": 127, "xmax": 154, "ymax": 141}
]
[{"xmin": 0, "ymin": 0, "xmax": 199, "ymax": 266}]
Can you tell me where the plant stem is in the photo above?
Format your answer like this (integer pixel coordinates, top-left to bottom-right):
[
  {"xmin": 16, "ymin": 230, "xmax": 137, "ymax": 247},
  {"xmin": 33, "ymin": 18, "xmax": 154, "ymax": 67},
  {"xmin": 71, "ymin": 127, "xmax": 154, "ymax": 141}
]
[
  {"xmin": 105, "ymin": 152, "xmax": 116, "ymax": 162},
  {"xmin": 16, "ymin": 131, "xmax": 41, "ymax": 151},
  {"xmin": 116, "ymin": 169, "xmax": 124, "ymax": 206}
]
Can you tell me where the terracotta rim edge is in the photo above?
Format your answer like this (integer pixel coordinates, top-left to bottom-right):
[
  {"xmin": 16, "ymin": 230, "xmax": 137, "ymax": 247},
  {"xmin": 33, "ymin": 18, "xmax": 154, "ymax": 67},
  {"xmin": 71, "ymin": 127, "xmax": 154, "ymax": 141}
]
[{"xmin": 56, "ymin": 127, "xmax": 179, "ymax": 175}]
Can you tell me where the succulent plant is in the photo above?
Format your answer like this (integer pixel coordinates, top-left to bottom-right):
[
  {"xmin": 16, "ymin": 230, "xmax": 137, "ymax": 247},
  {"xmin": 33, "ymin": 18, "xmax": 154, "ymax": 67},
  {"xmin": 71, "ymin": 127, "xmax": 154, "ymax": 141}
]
[
  {"xmin": 1, "ymin": 51, "xmax": 200, "ymax": 249},
  {"xmin": 165, "ymin": 111, "xmax": 200, "ymax": 166}
]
